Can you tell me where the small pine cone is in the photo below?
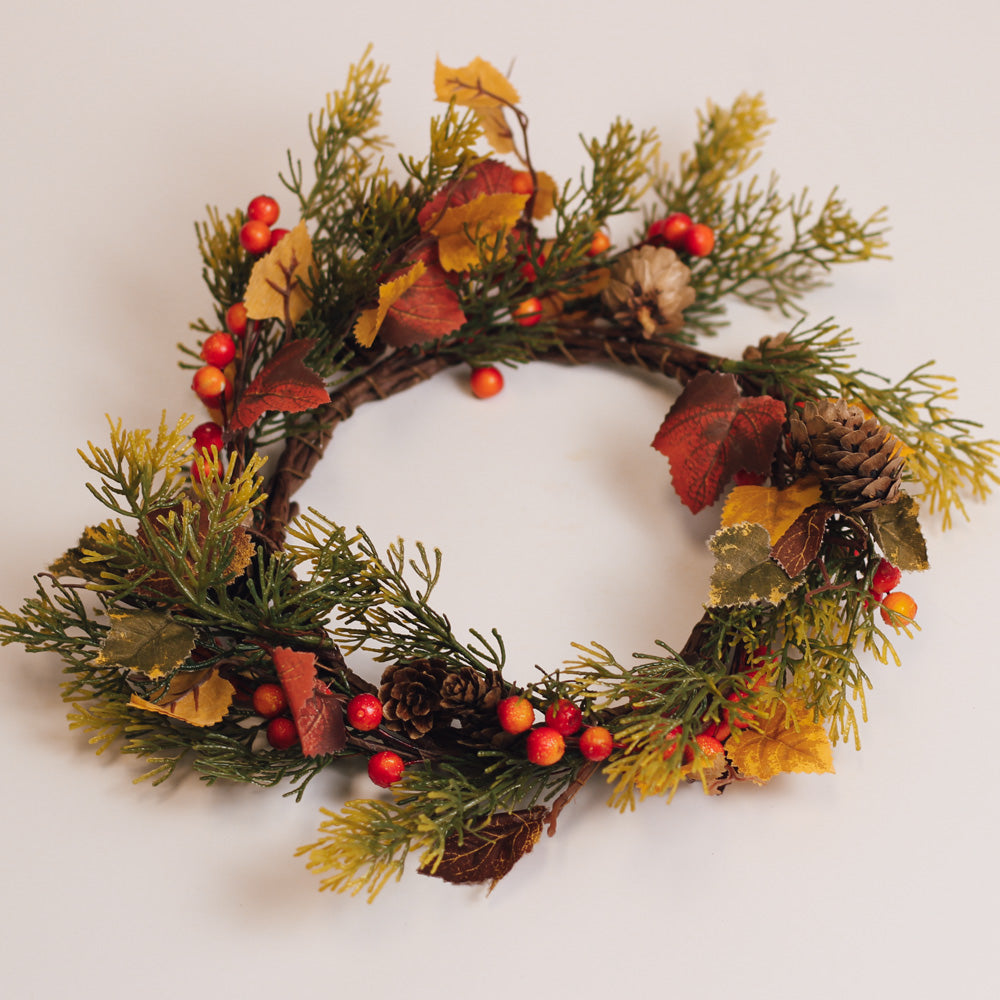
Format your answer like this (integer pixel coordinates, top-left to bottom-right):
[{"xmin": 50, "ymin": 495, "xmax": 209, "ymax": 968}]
[
  {"xmin": 602, "ymin": 245, "xmax": 695, "ymax": 336},
  {"xmin": 790, "ymin": 399, "xmax": 905, "ymax": 512},
  {"xmin": 379, "ymin": 658, "xmax": 450, "ymax": 739},
  {"xmin": 742, "ymin": 332, "xmax": 792, "ymax": 362},
  {"xmin": 439, "ymin": 665, "xmax": 503, "ymax": 717}
]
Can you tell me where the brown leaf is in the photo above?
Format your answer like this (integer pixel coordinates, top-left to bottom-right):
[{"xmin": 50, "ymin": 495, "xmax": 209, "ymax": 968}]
[
  {"xmin": 418, "ymin": 160, "xmax": 521, "ymax": 231},
  {"xmin": 352, "ymin": 261, "xmax": 426, "ymax": 347},
  {"xmin": 129, "ymin": 667, "xmax": 235, "ymax": 727},
  {"xmin": 770, "ymin": 503, "xmax": 837, "ymax": 577},
  {"xmin": 378, "ymin": 246, "xmax": 468, "ymax": 346},
  {"xmin": 244, "ymin": 220, "xmax": 314, "ymax": 324},
  {"xmin": 272, "ymin": 646, "xmax": 346, "ymax": 757},
  {"xmin": 230, "ymin": 339, "xmax": 331, "ymax": 432},
  {"xmin": 419, "ymin": 808, "xmax": 546, "ymax": 890}
]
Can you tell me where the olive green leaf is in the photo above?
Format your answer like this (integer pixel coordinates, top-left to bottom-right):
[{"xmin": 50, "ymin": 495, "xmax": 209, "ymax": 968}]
[
  {"xmin": 96, "ymin": 609, "xmax": 196, "ymax": 679},
  {"xmin": 865, "ymin": 493, "xmax": 929, "ymax": 572},
  {"xmin": 707, "ymin": 522, "xmax": 798, "ymax": 607}
]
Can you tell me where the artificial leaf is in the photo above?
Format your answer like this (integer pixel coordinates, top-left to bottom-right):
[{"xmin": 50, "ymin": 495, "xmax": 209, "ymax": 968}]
[
  {"xmin": 428, "ymin": 192, "xmax": 528, "ymax": 272},
  {"xmin": 418, "ymin": 159, "xmax": 521, "ymax": 231},
  {"xmin": 865, "ymin": 493, "xmax": 929, "ymax": 572},
  {"xmin": 49, "ymin": 525, "xmax": 113, "ymax": 582},
  {"xmin": 378, "ymin": 246, "xmax": 468, "ymax": 346},
  {"xmin": 229, "ymin": 339, "xmax": 331, "ymax": 432},
  {"xmin": 707, "ymin": 522, "xmax": 798, "ymax": 607},
  {"xmin": 726, "ymin": 699, "xmax": 834, "ymax": 783},
  {"xmin": 475, "ymin": 105, "xmax": 515, "ymax": 154},
  {"xmin": 352, "ymin": 260, "xmax": 427, "ymax": 347},
  {"xmin": 434, "ymin": 56, "xmax": 520, "ymax": 110},
  {"xmin": 272, "ymin": 646, "xmax": 346, "ymax": 757},
  {"xmin": 418, "ymin": 808, "xmax": 546, "ymax": 890},
  {"xmin": 529, "ymin": 170, "xmax": 557, "ymax": 220},
  {"xmin": 96, "ymin": 609, "xmax": 195, "ymax": 679},
  {"xmin": 244, "ymin": 221, "xmax": 314, "ymax": 325},
  {"xmin": 770, "ymin": 503, "xmax": 837, "ymax": 577},
  {"xmin": 652, "ymin": 372, "xmax": 787, "ymax": 513},
  {"xmin": 129, "ymin": 667, "xmax": 235, "ymax": 727},
  {"xmin": 721, "ymin": 478, "xmax": 823, "ymax": 545}
]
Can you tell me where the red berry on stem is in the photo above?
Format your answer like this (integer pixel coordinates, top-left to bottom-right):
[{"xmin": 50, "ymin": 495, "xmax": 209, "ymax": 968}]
[
  {"xmin": 346, "ymin": 693, "xmax": 383, "ymax": 731},
  {"xmin": 192, "ymin": 421, "xmax": 223, "ymax": 456},
  {"xmin": 368, "ymin": 750, "xmax": 405, "ymax": 787},
  {"xmin": 511, "ymin": 171, "xmax": 534, "ymax": 195},
  {"xmin": 513, "ymin": 297, "xmax": 543, "ymax": 326},
  {"xmin": 253, "ymin": 683, "xmax": 288, "ymax": 719},
  {"xmin": 497, "ymin": 696, "xmax": 535, "ymax": 735},
  {"xmin": 683, "ymin": 223, "xmax": 715, "ymax": 257},
  {"xmin": 646, "ymin": 218, "xmax": 667, "ymax": 243},
  {"xmin": 881, "ymin": 591, "xmax": 917, "ymax": 627},
  {"xmin": 579, "ymin": 726, "xmax": 613, "ymax": 761},
  {"xmin": 239, "ymin": 219, "xmax": 272, "ymax": 255},
  {"xmin": 587, "ymin": 231, "xmax": 611, "ymax": 257},
  {"xmin": 695, "ymin": 733, "xmax": 725, "ymax": 757},
  {"xmin": 266, "ymin": 716, "xmax": 298, "ymax": 750},
  {"xmin": 191, "ymin": 365, "xmax": 228, "ymax": 402},
  {"xmin": 225, "ymin": 302, "xmax": 248, "ymax": 337},
  {"xmin": 200, "ymin": 332, "xmax": 236, "ymax": 368},
  {"xmin": 270, "ymin": 227, "xmax": 291, "ymax": 248},
  {"xmin": 661, "ymin": 212, "xmax": 693, "ymax": 248},
  {"xmin": 470, "ymin": 366, "xmax": 504, "ymax": 399},
  {"xmin": 544, "ymin": 699, "xmax": 583, "ymax": 736},
  {"xmin": 526, "ymin": 726, "xmax": 565, "ymax": 766},
  {"xmin": 247, "ymin": 194, "xmax": 280, "ymax": 226},
  {"xmin": 871, "ymin": 558, "xmax": 902, "ymax": 596}
]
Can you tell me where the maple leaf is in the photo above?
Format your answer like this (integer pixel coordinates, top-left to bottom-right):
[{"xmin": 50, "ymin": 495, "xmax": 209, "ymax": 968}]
[
  {"xmin": 707, "ymin": 522, "xmax": 798, "ymax": 607},
  {"xmin": 352, "ymin": 260, "xmax": 427, "ymax": 348},
  {"xmin": 96, "ymin": 609, "xmax": 195, "ymax": 679},
  {"xmin": 865, "ymin": 493, "xmax": 929, "ymax": 572},
  {"xmin": 377, "ymin": 246, "xmax": 468, "ymax": 346},
  {"xmin": 770, "ymin": 502, "xmax": 837, "ymax": 577},
  {"xmin": 418, "ymin": 808, "xmax": 546, "ymax": 890},
  {"xmin": 229, "ymin": 339, "xmax": 330, "ymax": 432},
  {"xmin": 721, "ymin": 477, "xmax": 823, "ymax": 545},
  {"xmin": 244, "ymin": 220, "xmax": 314, "ymax": 325},
  {"xmin": 652, "ymin": 372, "xmax": 786, "ymax": 513},
  {"xmin": 726, "ymin": 699, "xmax": 834, "ymax": 783},
  {"xmin": 272, "ymin": 647, "xmax": 346, "ymax": 757},
  {"xmin": 434, "ymin": 56, "xmax": 520, "ymax": 110},
  {"xmin": 129, "ymin": 667, "xmax": 235, "ymax": 727}
]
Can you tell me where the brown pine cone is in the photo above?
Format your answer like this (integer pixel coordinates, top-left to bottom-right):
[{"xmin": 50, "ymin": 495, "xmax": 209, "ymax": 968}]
[
  {"xmin": 379, "ymin": 658, "xmax": 450, "ymax": 739},
  {"xmin": 602, "ymin": 245, "xmax": 695, "ymax": 336},
  {"xmin": 439, "ymin": 666, "xmax": 503, "ymax": 716},
  {"xmin": 790, "ymin": 399, "xmax": 905, "ymax": 512}
]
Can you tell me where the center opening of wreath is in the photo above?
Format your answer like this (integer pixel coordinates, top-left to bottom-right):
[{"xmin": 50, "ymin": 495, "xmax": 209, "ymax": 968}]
[{"xmin": 295, "ymin": 361, "xmax": 719, "ymax": 683}]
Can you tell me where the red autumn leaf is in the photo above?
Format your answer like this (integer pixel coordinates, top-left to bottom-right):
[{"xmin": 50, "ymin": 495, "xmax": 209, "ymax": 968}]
[
  {"xmin": 272, "ymin": 646, "xmax": 346, "ymax": 757},
  {"xmin": 379, "ymin": 245, "xmax": 468, "ymax": 346},
  {"xmin": 417, "ymin": 159, "xmax": 519, "ymax": 231},
  {"xmin": 230, "ymin": 339, "xmax": 331, "ymax": 432},
  {"xmin": 652, "ymin": 372, "xmax": 786, "ymax": 513},
  {"xmin": 770, "ymin": 502, "xmax": 837, "ymax": 577}
]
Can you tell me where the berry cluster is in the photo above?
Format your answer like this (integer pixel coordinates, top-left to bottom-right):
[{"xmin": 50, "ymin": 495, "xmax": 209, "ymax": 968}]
[
  {"xmin": 252, "ymin": 683, "xmax": 298, "ymax": 750},
  {"xmin": 496, "ymin": 696, "xmax": 614, "ymax": 766},
  {"xmin": 238, "ymin": 194, "xmax": 289, "ymax": 255},
  {"xmin": 870, "ymin": 558, "xmax": 918, "ymax": 628},
  {"xmin": 646, "ymin": 212, "xmax": 715, "ymax": 257}
]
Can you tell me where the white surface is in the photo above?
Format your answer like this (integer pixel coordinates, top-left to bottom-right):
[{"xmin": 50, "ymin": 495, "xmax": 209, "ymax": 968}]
[{"xmin": 2, "ymin": 2, "xmax": 998, "ymax": 997}]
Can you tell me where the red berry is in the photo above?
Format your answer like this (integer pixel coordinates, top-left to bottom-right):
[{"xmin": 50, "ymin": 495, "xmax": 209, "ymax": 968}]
[
  {"xmin": 200, "ymin": 331, "xmax": 236, "ymax": 368},
  {"xmin": 513, "ymin": 297, "xmax": 543, "ymax": 326},
  {"xmin": 497, "ymin": 696, "xmax": 535, "ymax": 734},
  {"xmin": 190, "ymin": 454, "xmax": 223, "ymax": 484},
  {"xmin": 247, "ymin": 194, "xmax": 280, "ymax": 226},
  {"xmin": 579, "ymin": 726, "xmax": 613, "ymax": 761},
  {"xmin": 346, "ymin": 693, "xmax": 383, "ymax": 731},
  {"xmin": 225, "ymin": 302, "xmax": 248, "ymax": 337},
  {"xmin": 526, "ymin": 726, "xmax": 565, "ymax": 766},
  {"xmin": 724, "ymin": 692, "xmax": 754, "ymax": 730},
  {"xmin": 191, "ymin": 365, "xmax": 228, "ymax": 402},
  {"xmin": 646, "ymin": 218, "xmax": 667, "ymax": 243},
  {"xmin": 253, "ymin": 683, "xmax": 288, "ymax": 719},
  {"xmin": 544, "ymin": 699, "xmax": 583, "ymax": 736},
  {"xmin": 511, "ymin": 171, "xmax": 534, "ymax": 195},
  {"xmin": 266, "ymin": 716, "xmax": 298, "ymax": 750},
  {"xmin": 587, "ymin": 231, "xmax": 611, "ymax": 257},
  {"xmin": 470, "ymin": 366, "xmax": 504, "ymax": 399},
  {"xmin": 881, "ymin": 591, "xmax": 917, "ymax": 627},
  {"xmin": 661, "ymin": 212, "xmax": 693, "ymax": 248},
  {"xmin": 683, "ymin": 223, "xmax": 715, "ymax": 257},
  {"xmin": 871, "ymin": 558, "xmax": 902, "ymax": 596},
  {"xmin": 695, "ymin": 733, "xmax": 725, "ymax": 757},
  {"xmin": 270, "ymin": 227, "xmax": 291, "ymax": 248},
  {"xmin": 192, "ymin": 421, "xmax": 223, "ymax": 456},
  {"xmin": 368, "ymin": 750, "xmax": 405, "ymax": 787},
  {"xmin": 239, "ymin": 219, "xmax": 272, "ymax": 255}
]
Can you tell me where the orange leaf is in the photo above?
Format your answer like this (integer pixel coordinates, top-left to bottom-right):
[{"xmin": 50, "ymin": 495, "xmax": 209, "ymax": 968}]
[
  {"xmin": 530, "ymin": 170, "xmax": 557, "ymax": 220},
  {"xmin": 378, "ymin": 245, "xmax": 468, "ymax": 346},
  {"xmin": 244, "ymin": 221, "xmax": 314, "ymax": 325},
  {"xmin": 129, "ymin": 668, "xmax": 235, "ymax": 727},
  {"xmin": 726, "ymin": 699, "xmax": 834, "ymax": 783},
  {"xmin": 721, "ymin": 478, "xmax": 823, "ymax": 545},
  {"xmin": 272, "ymin": 647, "xmax": 346, "ymax": 757},
  {"xmin": 418, "ymin": 160, "xmax": 521, "ymax": 231},
  {"xmin": 434, "ymin": 56, "xmax": 520, "ymax": 110},
  {"xmin": 352, "ymin": 260, "xmax": 427, "ymax": 347}
]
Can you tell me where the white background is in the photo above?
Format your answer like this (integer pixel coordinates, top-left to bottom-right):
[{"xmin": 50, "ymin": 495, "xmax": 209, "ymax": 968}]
[{"xmin": 2, "ymin": 2, "xmax": 998, "ymax": 997}]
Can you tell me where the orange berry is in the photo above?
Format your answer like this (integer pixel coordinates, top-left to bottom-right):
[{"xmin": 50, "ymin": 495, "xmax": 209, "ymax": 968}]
[
  {"xmin": 191, "ymin": 365, "xmax": 227, "ymax": 402},
  {"xmin": 526, "ymin": 726, "xmax": 565, "ymax": 766},
  {"xmin": 253, "ymin": 683, "xmax": 288, "ymax": 719},
  {"xmin": 470, "ymin": 366, "xmax": 504, "ymax": 399},
  {"xmin": 511, "ymin": 171, "xmax": 534, "ymax": 195},
  {"xmin": 695, "ymin": 733, "xmax": 725, "ymax": 757},
  {"xmin": 497, "ymin": 696, "xmax": 535, "ymax": 734},
  {"xmin": 587, "ymin": 231, "xmax": 611, "ymax": 256},
  {"xmin": 266, "ymin": 717, "xmax": 298, "ymax": 750},
  {"xmin": 239, "ymin": 219, "xmax": 272, "ymax": 255},
  {"xmin": 247, "ymin": 195, "xmax": 280, "ymax": 226},
  {"xmin": 200, "ymin": 332, "xmax": 236, "ymax": 368},
  {"xmin": 683, "ymin": 223, "xmax": 715, "ymax": 257},
  {"xmin": 881, "ymin": 591, "xmax": 917, "ymax": 627},
  {"xmin": 544, "ymin": 699, "xmax": 583, "ymax": 736},
  {"xmin": 661, "ymin": 212, "xmax": 692, "ymax": 248},
  {"xmin": 225, "ymin": 302, "xmax": 248, "ymax": 337},
  {"xmin": 513, "ymin": 297, "xmax": 543, "ymax": 326},
  {"xmin": 579, "ymin": 726, "xmax": 613, "ymax": 761}
]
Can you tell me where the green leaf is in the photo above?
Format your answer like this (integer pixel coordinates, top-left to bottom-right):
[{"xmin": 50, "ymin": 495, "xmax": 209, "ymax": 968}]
[
  {"xmin": 707, "ymin": 522, "xmax": 798, "ymax": 607},
  {"xmin": 865, "ymin": 493, "xmax": 929, "ymax": 572},
  {"xmin": 96, "ymin": 609, "xmax": 196, "ymax": 678}
]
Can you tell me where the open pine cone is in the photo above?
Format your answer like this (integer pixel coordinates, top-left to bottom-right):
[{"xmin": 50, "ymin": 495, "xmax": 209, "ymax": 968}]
[{"xmin": 602, "ymin": 245, "xmax": 695, "ymax": 336}]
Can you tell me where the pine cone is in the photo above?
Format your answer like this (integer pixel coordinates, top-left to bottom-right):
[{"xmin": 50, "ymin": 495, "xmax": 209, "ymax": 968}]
[
  {"xmin": 602, "ymin": 245, "xmax": 695, "ymax": 336},
  {"xmin": 790, "ymin": 399, "xmax": 905, "ymax": 511},
  {"xmin": 379, "ymin": 658, "xmax": 450, "ymax": 739},
  {"xmin": 439, "ymin": 665, "xmax": 503, "ymax": 717}
]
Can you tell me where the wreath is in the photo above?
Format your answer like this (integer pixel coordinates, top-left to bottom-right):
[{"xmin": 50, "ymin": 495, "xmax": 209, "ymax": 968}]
[{"xmin": 2, "ymin": 53, "xmax": 996, "ymax": 900}]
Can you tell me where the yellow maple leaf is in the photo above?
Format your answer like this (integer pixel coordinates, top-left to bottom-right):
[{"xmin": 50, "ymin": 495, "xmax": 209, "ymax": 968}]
[
  {"xmin": 530, "ymin": 171, "xmax": 557, "ymax": 220},
  {"xmin": 244, "ymin": 220, "xmax": 314, "ymax": 325},
  {"xmin": 726, "ymin": 699, "xmax": 834, "ymax": 783},
  {"xmin": 434, "ymin": 56, "xmax": 520, "ymax": 110},
  {"xmin": 129, "ymin": 667, "xmax": 235, "ymax": 727},
  {"xmin": 721, "ymin": 477, "xmax": 823, "ymax": 545},
  {"xmin": 428, "ymin": 192, "xmax": 528, "ymax": 271},
  {"xmin": 475, "ymin": 106, "xmax": 515, "ymax": 154},
  {"xmin": 352, "ymin": 261, "xmax": 427, "ymax": 347}
]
